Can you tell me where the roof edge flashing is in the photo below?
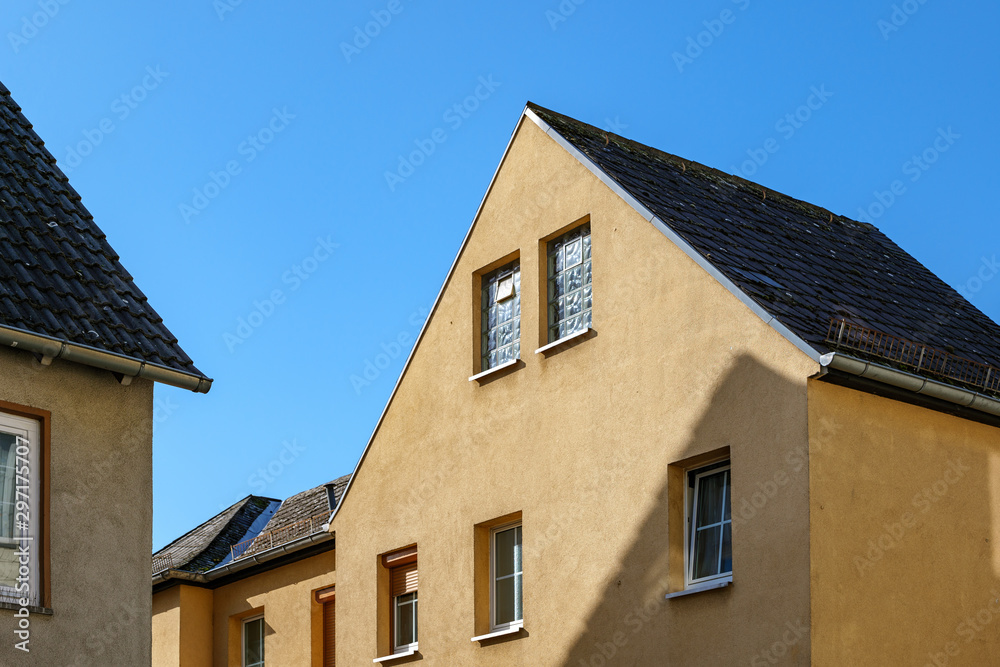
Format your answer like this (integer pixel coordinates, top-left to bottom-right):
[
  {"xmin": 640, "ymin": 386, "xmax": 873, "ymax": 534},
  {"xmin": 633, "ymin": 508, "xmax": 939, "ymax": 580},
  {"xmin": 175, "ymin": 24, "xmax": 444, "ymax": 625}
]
[{"xmin": 0, "ymin": 324, "xmax": 212, "ymax": 393}]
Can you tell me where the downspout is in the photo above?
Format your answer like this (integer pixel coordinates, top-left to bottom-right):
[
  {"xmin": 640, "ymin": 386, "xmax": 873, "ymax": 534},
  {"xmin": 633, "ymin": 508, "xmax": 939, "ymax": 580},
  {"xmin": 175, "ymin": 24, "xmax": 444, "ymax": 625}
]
[
  {"xmin": 0, "ymin": 324, "xmax": 212, "ymax": 393},
  {"xmin": 819, "ymin": 352, "xmax": 1000, "ymax": 418}
]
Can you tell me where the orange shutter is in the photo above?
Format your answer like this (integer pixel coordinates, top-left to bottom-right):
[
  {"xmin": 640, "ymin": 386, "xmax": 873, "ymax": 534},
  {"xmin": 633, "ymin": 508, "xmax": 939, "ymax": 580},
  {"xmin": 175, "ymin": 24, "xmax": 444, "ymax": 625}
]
[
  {"xmin": 390, "ymin": 561, "xmax": 418, "ymax": 598},
  {"xmin": 322, "ymin": 599, "xmax": 335, "ymax": 666}
]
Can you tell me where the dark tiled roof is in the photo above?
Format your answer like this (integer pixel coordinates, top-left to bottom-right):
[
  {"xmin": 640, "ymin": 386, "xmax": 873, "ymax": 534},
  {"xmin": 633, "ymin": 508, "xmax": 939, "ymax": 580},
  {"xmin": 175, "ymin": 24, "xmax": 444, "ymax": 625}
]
[
  {"xmin": 529, "ymin": 104, "xmax": 1000, "ymax": 370},
  {"xmin": 0, "ymin": 81, "xmax": 206, "ymax": 376},
  {"xmin": 152, "ymin": 496, "xmax": 278, "ymax": 574}
]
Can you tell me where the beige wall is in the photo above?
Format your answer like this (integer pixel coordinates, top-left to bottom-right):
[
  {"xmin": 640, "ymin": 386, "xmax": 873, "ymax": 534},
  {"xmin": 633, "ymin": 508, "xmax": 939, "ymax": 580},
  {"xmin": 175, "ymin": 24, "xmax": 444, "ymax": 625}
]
[
  {"xmin": 332, "ymin": 119, "xmax": 819, "ymax": 665},
  {"xmin": 151, "ymin": 549, "xmax": 336, "ymax": 667},
  {"xmin": 0, "ymin": 345, "xmax": 154, "ymax": 666},
  {"xmin": 809, "ymin": 381, "xmax": 1000, "ymax": 665}
]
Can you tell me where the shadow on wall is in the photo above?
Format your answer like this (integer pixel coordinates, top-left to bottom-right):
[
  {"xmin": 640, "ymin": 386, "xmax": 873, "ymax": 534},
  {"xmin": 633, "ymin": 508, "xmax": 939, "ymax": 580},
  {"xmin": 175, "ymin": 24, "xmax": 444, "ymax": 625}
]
[{"xmin": 561, "ymin": 355, "xmax": 812, "ymax": 667}]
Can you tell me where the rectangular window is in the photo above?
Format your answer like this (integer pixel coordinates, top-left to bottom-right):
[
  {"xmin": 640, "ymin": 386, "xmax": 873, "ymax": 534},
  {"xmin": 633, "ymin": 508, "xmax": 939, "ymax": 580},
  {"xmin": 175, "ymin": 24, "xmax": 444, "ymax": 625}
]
[
  {"xmin": 492, "ymin": 523, "xmax": 523, "ymax": 630},
  {"xmin": 687, "ymin": 462, "xmax": 732, "ymax": 586},
  {"xmin": 243, "ymin": 615, "xmax": 265, "ymax": 667},
  {"xmin": 547, "ymin": 223, "xmax": 592, "ymax": 342},
  {"xmin": 481, "ymin": 261, "xmax": 521, "ymax": 370},
  {"xmin": 0, "ymin": 411, "xmax": 40, "ymax": 607},
  {"xmin": 391, "ymin": 560, "xmax": 418, "ymax": 652}
]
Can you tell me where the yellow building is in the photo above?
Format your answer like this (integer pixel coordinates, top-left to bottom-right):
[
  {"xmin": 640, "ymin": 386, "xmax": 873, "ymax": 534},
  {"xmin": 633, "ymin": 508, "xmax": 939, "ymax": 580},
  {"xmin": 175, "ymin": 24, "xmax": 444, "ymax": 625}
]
[
  {"xmin": 153, "ymin": 477, "xmax": 346, "ymax": 667},
  {"xmin": 155, "ymin": 103, "xmax": 1000, "ymax": 666},
  {"xmin": 0, "ymin": 80, "xmax": 211, "ymax": 665}
]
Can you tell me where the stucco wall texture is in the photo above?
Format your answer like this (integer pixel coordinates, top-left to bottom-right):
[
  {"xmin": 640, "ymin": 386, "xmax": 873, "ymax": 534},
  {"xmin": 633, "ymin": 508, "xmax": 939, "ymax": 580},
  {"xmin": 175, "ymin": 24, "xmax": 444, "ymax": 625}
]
[
  {"xmin": 0, "ymin": 344, "xmax": 154, "ymax": 666},
  {"xmin": 151, "ymin": 549, "xmax": 336, "ymax": 667},
  {"xmin": 331, "ymin": 119, "xmax": 820, "ymax": 665},
  {"xmin": 809, "ymin": 381, "xmax": 1000, "ymax": 665}
]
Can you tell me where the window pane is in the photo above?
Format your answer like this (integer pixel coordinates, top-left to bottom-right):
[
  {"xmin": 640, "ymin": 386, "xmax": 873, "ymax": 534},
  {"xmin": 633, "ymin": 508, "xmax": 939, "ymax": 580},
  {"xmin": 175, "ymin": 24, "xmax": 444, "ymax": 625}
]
[
  {"xmin": 395, "ymin": 593, "xmax": 417, "ymax": 647},
  {"xmin": 565, "ymin": 238, "xmax": 583, "ymax": 268},
  {"xmin": 495, "ymin": 575, "xmax": 516, "ymax": 625},
  {"xmin": 566, "ymin": 265, "xmax": 583, "ymax": 292},
  {"xmin": 0, "ymin": 434, "xmax": 15, "ymax": 541},
  {"xmin": 495, "ymin": 528, "xmax": 515, "ymax": 577},
  {"xmin": 693, "ymin": 525, "xmax": 721, "ymax": 580},
  {"xmin": 244, "ymin": 618, "xmax": 264, "ymax": 667},
  {"xmin": 696, "ymin": 472, "xmax": 726, "ymax": 528}
]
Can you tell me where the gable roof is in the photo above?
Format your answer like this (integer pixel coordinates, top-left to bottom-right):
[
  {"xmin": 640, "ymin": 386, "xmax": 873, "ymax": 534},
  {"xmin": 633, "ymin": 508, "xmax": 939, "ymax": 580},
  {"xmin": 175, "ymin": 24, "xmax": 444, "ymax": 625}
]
[
  {"xmin": 526, "ymin": 103, "xmax": 1000, "ymax": 372},
  {"xmin": 332, "ymin": 102, "xmax": 1000, "ymax": 521},
  {"xmin": 152, "ymin": 495, "xmax": 279, "ymax": 574},
  {"xmin": 0, "ymin": 81, "xmax": 211, "ymax": 392}
]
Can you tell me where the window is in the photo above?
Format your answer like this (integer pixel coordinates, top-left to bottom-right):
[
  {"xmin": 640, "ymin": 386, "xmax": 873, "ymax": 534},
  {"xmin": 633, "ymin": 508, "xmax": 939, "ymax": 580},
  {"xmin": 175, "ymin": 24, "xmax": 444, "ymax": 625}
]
[
  {"xmin": 481, "ymin": 261, "xmax": 520, "ymax": 370},
  {"xmin": 491, "ymin": 523, "xmax": 523, "ymax": 630},
  {"xmin": 243, "ymin": 615, "xmax": 265, "ymax": 667},
  {"xmin": 687, "ymin": 462, "xmax": 732, "ymax": 586},
  {"xmin": 394, "ymin": 590, "xmax": 417, "ymax": 652},
  {"xmin": 0, "ymin": 411, "xmax": 40, "ymax": 607},
  {"xmin": 385, "ymin": 549, "xmax": 418, "ymax": 654},
  {"xmin": 546, "ymin": 223, "xmax": 592, "ymax": 342}
]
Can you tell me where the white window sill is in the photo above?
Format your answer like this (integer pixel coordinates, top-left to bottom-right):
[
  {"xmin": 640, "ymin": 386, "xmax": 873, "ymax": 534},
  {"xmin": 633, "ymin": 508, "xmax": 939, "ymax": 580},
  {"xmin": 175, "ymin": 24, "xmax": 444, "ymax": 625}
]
[
  {"xmin": 469, "ymin": 359, "xmax": 519, "ymax": 382},
  {"xmin": 664, "ymin": 576, "xmax": 732, "ymax": 599},
  {"xmin": 373, "ymin": 647, "xmax": 418, "ymax": 663},
  {"xmin": 471, "ymin": 624, "xmax": 523, "ymax": 642},
  {"xmin": 535, "ymin": 327, "xmax": 593, "ymax": 355}
]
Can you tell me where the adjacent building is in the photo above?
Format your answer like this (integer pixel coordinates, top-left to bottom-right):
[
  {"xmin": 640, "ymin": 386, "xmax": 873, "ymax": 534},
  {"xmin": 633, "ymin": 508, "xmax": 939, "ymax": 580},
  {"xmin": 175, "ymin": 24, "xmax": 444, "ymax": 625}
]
[{"xmin": 0, "ymin": 80, "xmax": 212, "ymax": 665}]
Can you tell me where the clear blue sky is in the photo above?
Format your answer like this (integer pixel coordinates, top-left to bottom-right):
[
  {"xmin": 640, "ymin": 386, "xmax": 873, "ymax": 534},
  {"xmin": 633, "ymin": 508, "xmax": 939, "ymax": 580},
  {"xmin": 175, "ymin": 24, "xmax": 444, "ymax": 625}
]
[{"xmin": 2, "ymin": 0, "xmax": 997, "ymax": 550}]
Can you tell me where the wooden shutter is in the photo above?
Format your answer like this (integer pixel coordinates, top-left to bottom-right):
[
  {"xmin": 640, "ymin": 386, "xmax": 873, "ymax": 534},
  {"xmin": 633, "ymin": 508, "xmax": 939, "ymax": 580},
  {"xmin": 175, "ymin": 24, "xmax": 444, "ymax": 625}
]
[
  {"xmin": 322, "ymin": 599, "xmax": 335, "ymax": 667},
  {"xmin": 390, "ymin": 561, "xmax": 418, "ymax": 598}
]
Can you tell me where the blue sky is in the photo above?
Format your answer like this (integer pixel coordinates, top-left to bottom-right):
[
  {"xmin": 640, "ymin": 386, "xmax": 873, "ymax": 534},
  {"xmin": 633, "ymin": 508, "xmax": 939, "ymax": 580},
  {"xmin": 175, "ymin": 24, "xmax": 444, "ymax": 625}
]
[{"xmin": 2, "ymin": 0, "xmax": 998, "ymax": 550}]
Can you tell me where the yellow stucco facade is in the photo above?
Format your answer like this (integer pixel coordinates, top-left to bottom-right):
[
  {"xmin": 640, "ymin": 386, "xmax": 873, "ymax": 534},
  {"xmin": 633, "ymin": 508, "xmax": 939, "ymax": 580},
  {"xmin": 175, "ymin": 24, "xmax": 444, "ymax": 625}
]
[{"xmin": 152, "ymin": 549, "xmax": 336, "ymax": 667}]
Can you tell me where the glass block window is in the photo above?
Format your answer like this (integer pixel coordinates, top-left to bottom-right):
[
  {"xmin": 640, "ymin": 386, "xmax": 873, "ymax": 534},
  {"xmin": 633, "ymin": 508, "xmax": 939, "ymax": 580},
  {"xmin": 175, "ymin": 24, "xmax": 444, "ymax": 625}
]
[
  {"xmin": 481, "ymin": 261, "xmax": 521, "ymax": 370},
  {"xmin": 688, "ymin": 463, "xmax": 732, "ymax": 585},
  {"xmin": 547, "ymin": 224, "xmax": 592, "ymax": 342}
]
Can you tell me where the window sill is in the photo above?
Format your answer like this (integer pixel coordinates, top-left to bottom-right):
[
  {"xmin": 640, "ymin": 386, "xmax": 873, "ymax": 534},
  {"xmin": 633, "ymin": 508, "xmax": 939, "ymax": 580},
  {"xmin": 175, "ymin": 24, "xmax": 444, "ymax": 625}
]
[
  {"xmin": 664, "ymin": 576, "xmax": 732, "ymax": 599},
  {"xmin": 471, "ymin": 624, "xmax": 523, "ymax": 642},
  {"xmin": 469, "ymin": 359, "xmax": 519, "ymax": 383},
  {"xmin": 0, "ymin": 601, "xmax": 52, "ymax": 615},
  {"xmin": 373, "ymin": 647, "xmax": 418, "ymax": 663},
  {"xmin": 535, "ymin": 327, "xmax": 594, "ymax": 356}
]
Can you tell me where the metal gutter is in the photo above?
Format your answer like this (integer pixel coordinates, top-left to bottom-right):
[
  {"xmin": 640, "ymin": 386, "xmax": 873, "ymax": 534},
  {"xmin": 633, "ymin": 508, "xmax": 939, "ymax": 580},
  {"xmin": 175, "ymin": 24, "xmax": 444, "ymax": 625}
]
[
  {"xmin": 152, "ymin": 530, "xmax": 335, "ymax": 588},
  {"xmin": 0, "ymin": 323, "xmax": 212, "ymax": 393},
  {"xmin": 820, "ymin": 352, "xmax": 1000, "ymax": 418}
]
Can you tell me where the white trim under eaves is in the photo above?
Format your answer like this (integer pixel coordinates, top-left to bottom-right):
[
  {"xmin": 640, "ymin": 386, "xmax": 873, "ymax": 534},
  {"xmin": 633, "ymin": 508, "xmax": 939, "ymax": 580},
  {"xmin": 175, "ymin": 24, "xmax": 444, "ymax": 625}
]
[
  {"xmin": 522, "ymin": 107, "xmax": 822, "ymax": 365},
  {"xmin": 328, "ymin": 111, "xmax": 535, "ymax": 526}
]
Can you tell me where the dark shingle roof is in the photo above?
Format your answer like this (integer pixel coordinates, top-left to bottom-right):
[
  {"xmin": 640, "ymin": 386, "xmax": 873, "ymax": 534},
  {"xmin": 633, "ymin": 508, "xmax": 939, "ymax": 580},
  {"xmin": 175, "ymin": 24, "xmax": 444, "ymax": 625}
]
[
  {"xmin": 530, "ymin": 103, "xmax": 1000, "ymax": 370},
  {"xmin": 0, "ymin": 80, "xmax": 206, "ymax": 376},
  {"xmin": 152, "ymin": 496, "xmax": 279, "ymax": 573}
]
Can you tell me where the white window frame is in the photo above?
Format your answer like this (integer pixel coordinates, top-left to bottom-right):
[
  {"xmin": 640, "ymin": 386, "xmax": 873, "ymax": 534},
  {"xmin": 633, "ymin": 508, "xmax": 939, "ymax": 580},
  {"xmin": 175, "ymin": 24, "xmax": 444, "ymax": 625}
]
[
  {"xmin": 393, "ymin": 591, "xmax": 418, "ymax": 653},
  {"xmin": 0, "ymin": 412, "xmax": 40, "ymax": 607},
  {"xmin": 242, "ymin": 615, "xmax": 265, "ymax": 667},
  {"xmin": 684, "ymin": 462, "xmax": 732, "ymax": 588},
  {"xmin": 490, "ymin": 522, "xmax": 523, "ymax": 632}
]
